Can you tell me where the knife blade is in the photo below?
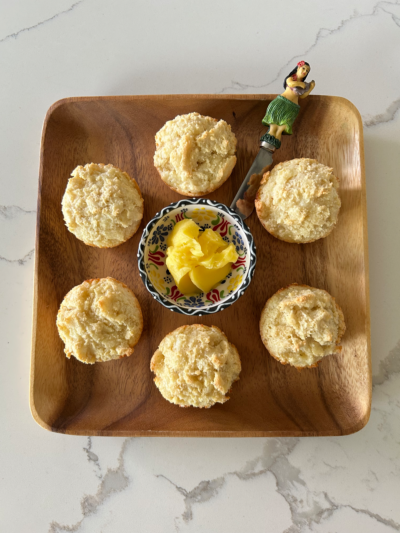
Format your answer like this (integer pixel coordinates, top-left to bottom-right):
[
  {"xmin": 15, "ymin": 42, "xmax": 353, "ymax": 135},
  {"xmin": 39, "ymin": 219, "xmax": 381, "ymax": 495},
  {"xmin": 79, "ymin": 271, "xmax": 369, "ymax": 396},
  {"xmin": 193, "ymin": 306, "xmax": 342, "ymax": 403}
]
[{"xmin": 230, "ymin": 139, "xmax": 276, "ymax": 220}]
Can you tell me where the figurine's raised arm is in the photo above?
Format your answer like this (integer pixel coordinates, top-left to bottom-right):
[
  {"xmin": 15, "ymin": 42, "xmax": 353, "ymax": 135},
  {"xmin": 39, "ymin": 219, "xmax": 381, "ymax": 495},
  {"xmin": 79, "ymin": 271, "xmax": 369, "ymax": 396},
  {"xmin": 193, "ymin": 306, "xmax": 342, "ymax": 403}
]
[
  {"xmin": 299, "ymin": 80, "xmax": 315, "ymax": 99},
  {"xmin": 261, "ymin": 60, "xmax": 314, "ymax": 149},
  {"xmin": 285, "ymin": 76, "xmax": 307, "ymax": 89}
]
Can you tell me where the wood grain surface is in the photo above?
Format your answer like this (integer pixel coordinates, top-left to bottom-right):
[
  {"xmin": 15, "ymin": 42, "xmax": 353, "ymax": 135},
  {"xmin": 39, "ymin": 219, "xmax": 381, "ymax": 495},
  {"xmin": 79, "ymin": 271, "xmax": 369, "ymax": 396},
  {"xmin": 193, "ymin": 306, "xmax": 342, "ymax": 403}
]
[{"xmin": 30, "ymin": 95, "xmax": 371, "ymax": 437}]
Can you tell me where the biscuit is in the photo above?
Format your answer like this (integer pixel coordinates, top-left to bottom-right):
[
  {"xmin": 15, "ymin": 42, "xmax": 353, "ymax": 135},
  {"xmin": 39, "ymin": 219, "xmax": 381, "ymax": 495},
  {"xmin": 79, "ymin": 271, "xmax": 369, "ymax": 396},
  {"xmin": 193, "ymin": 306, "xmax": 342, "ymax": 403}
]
[
  {"xmin": 255, "ymin": 158, "xmax": 341, "ymax": 243},
  {"xmin": 150, "ymin": 324, "xmax": 241, "ymax": 407},
  {"xmin": 62, "ymin": 163, "xmax": 144, "ymax": 248},
  {"xmin": 56, "ymin": 277, "xmax": 143, "ymax": 364},
  {"xmin": 260, "ymin": 284, "xmax": 345, "ymax": 368},
  {"xmin": 154, "ymin": 112, "xmax": 237, "ymax": 196}
]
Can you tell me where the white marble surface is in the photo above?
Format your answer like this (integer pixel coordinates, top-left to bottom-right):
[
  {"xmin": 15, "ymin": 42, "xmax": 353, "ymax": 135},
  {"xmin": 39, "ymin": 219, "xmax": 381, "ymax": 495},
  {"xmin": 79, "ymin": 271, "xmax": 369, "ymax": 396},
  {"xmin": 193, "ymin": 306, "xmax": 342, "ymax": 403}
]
[{"xmin": 1, "ymin": 1, "xmax": 400, "ymax": 531}]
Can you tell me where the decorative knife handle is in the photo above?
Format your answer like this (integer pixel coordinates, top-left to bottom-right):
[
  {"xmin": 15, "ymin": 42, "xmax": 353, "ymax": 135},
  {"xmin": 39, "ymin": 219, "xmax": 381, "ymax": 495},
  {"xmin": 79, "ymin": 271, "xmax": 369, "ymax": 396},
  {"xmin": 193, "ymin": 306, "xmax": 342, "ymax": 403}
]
[
  {"xmin": 231, "ymin": 60, "xmax": 314, "ymax": 219},
  {"xmin": 260, "ymin": 135, "xmax": 280, "ymax": 151},
  {"xmin": 260, "ymin": 60, "xmax": 314, "ymax": 148}
]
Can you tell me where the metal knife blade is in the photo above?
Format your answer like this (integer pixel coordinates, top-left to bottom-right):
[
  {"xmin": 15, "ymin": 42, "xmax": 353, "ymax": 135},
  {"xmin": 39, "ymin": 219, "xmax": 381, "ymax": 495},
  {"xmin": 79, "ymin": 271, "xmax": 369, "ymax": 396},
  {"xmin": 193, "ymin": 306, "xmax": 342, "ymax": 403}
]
[{"xmin": 230, "ymin": 143, "xmax": 274, "ymax": 220}]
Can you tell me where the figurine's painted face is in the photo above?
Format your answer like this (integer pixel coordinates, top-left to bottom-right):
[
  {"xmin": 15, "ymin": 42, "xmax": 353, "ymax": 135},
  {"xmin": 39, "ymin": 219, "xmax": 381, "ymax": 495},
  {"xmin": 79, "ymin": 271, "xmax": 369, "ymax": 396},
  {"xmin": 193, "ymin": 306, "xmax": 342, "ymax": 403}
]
[{"xmin": 297, "ymin": 65, "xmax": 310, "ymax": 79}]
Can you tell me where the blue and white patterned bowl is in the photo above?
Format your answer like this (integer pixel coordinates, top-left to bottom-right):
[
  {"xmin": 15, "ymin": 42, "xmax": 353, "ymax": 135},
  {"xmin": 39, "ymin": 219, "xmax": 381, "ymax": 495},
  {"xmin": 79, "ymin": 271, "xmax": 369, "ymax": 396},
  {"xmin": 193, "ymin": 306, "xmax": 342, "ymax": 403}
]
[{"xmin": 137, "ymin": 199, "xmax": 256, "ymax": 316}]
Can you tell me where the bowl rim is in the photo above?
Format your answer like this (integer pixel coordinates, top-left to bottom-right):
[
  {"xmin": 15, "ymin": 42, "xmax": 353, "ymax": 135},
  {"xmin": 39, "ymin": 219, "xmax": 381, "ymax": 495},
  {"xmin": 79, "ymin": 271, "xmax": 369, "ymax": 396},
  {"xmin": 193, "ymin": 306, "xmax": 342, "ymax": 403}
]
[{"xmin": 137, "ymin": 198, "xmax": 257, "ymax": 316}]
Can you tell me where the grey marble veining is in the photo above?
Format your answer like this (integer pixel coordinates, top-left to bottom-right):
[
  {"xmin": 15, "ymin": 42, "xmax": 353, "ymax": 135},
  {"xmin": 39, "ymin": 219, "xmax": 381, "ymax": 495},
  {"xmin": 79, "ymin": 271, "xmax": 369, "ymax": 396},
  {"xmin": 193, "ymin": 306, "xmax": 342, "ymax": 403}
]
[
  {"xmin": 0, "ymin": 1, "xmax": 84, "ymax": 44},
  {"xmin": 40, "ymin": 343, "xmax": 400, "ymax": 531},
  {"xmin": 45, "ymin": 353, "xmax": 400, "ymax": 532}
]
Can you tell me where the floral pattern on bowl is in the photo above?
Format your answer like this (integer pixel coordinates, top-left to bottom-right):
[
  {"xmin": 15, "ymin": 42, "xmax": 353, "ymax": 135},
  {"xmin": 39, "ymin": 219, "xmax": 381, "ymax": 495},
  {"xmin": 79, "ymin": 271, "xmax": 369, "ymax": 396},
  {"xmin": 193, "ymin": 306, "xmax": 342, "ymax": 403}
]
[{"xmin": 138, "ymin": 199, "xmax": 256, "ymax": 315}]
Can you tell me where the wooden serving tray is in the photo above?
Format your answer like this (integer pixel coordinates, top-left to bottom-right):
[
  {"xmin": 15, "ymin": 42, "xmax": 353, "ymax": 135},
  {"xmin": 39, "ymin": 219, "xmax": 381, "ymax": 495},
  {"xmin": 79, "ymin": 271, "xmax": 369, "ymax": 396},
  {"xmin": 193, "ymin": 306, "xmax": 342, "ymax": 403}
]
[{"xmin": 30, "ymin": 95, "xmax": 371, "ymax": 437}]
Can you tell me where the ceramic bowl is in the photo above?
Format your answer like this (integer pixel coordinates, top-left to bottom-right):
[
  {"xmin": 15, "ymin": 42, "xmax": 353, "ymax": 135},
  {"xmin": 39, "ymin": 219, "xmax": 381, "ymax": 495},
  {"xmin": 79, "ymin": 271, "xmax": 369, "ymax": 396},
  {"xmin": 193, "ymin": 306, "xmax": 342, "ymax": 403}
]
[{"xmin": 137, "ymin": 198, "xmax": 256, "ymax": 315}]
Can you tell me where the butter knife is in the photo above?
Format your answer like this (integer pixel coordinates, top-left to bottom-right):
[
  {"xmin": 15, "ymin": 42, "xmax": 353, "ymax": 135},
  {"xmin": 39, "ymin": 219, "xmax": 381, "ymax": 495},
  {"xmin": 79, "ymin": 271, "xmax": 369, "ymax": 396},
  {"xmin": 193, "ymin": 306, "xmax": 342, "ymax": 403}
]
[{"xmin": 230, "ymin": 134, "xmax": 278, "ymax": 220}]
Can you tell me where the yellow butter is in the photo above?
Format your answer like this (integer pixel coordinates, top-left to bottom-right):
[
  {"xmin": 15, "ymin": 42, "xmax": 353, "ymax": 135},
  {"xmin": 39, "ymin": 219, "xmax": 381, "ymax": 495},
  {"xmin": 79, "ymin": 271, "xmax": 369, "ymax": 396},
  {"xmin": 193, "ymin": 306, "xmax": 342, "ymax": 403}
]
[
  {"xmin": 176, "ymin": 272, "xmax": 201, "ymax": 295},
  {"xmin": 199, "ymin": 243, "xmax": 238, "ymax": 269},
  {"xmin": 190, "ymin": 263, "xmax": 232, "ymax": 293},
  {"xmin": 167, "ymin": 219, "xmax": 200, "ymax": 247},
  {"xmin": 165, "ymin": 220, "xmax": 239, "ymax": 295},
  {"xmin": 167, "ymin": 241, "xmax": 202, "ymax": 266},
  {"xmin": 198, "ymin": 229, "xmax": 228, "ymax": 258},
  {"xmin": 166, "ymin": 256, "xmax": 191, "ymax": 285}
]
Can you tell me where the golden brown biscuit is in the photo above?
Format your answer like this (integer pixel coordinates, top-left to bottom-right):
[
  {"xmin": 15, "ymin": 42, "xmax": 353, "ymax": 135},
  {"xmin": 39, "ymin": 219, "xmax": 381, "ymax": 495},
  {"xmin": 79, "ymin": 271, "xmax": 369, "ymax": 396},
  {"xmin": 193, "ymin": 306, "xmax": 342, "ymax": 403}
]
[
  {"xmin": 255, "ymin": 158, "xmax": 341, "ymax": 243},
  {"xmin": 260, "ymin": 284, "xmax": 345, "ymax": 368},
  {"xmin": 154, "ymin": 112, "xmax": 237, "ymax": 196},
  {"xmin": 62, "ymin": 163, "xmax": 144, "ymax": 248},
  {"xmin": 150, "ymin": 324, "xmax": 241, "ymax": 407},
  {"xmin": 56, "ymin": 277, "xmax": 143, "ymax": 364}
]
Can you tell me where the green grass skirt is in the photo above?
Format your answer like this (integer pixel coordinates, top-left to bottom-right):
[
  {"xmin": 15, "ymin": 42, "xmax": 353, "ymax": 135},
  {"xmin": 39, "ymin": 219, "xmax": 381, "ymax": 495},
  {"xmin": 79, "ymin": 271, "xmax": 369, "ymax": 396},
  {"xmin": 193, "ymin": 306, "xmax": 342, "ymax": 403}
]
[{"xmin": 262, "ymin": 95, "xmax": 300, "ymax": 135}]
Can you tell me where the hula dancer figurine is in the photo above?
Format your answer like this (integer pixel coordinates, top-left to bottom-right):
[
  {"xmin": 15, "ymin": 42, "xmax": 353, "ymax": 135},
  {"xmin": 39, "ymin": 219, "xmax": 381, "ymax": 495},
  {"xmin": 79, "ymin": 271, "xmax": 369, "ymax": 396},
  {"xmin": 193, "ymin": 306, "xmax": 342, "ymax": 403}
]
[
  {"xmin": 261, "ymin": 61, "xmax": 315, "ymax": 149},
  {"xmin": 230, "ymin": 60, "xmax": 315, "ymax": 219}
]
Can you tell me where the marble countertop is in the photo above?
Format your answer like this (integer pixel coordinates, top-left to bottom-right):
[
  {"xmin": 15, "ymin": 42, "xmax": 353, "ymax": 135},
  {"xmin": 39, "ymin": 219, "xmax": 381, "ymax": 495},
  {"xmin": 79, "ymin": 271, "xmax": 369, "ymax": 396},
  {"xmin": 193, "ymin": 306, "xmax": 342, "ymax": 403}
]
[{"xmin": 1, "ymin": 1, "xmax": 400, "ymax": 531}]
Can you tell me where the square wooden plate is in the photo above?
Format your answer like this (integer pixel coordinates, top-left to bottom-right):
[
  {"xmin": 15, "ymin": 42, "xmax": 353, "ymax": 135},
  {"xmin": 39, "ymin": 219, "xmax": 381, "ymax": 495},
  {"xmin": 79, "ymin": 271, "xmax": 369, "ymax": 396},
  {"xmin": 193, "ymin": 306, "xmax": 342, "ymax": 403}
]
[{"xmin": 30, "ymin": 95, "xmax": 371, "ymax": 437}]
